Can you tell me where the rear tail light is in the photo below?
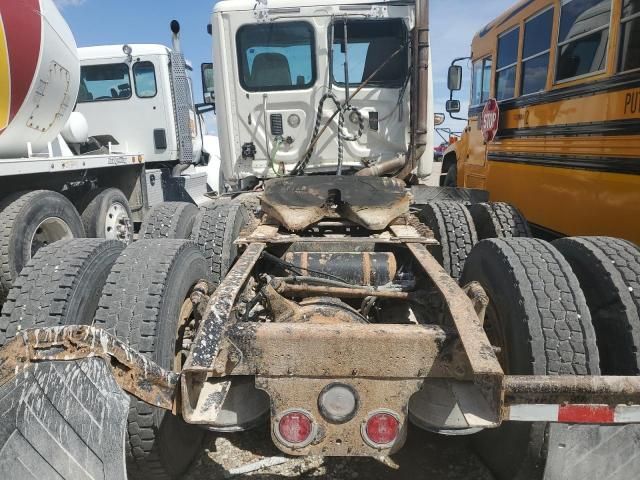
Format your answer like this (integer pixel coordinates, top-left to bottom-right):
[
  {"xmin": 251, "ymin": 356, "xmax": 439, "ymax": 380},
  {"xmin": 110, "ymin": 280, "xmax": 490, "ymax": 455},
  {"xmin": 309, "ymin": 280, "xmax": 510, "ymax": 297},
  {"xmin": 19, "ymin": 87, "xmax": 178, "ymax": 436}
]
[
  {"xmin": 362, "ymin": 410, "xmax": 400, "ymax": 448},
  {"xmin": 275, "ymin": 410, "xmax": 316, "ymax": 447}
]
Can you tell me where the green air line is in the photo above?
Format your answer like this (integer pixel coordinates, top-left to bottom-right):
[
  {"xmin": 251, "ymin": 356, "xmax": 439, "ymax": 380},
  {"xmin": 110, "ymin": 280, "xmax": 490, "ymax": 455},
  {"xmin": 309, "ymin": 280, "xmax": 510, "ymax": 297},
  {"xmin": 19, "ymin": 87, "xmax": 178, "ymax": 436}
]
[{"xmin": 269, "ymin": 137, "xmax": 283, "ymax": 176}]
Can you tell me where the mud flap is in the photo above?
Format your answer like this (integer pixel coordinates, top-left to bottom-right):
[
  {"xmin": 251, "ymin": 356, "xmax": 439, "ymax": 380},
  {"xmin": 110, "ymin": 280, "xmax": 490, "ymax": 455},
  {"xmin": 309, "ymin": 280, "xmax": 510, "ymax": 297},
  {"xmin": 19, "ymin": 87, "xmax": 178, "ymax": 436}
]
[
  {"xmin": 544, "ymin": 424, "xmax": 640, "ymax": 479},
  {"xmin": 0, "ymin": 358, "xmax": 129, "ymax": 480}
]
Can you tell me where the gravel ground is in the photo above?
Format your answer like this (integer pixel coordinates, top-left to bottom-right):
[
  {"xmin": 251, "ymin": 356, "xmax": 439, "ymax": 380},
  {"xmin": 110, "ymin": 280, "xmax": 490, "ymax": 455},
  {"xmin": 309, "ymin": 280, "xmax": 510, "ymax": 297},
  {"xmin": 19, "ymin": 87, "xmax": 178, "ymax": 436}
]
[{"xmin": 185, "ymin": 422, "xmax": 494, "ymax": 479}]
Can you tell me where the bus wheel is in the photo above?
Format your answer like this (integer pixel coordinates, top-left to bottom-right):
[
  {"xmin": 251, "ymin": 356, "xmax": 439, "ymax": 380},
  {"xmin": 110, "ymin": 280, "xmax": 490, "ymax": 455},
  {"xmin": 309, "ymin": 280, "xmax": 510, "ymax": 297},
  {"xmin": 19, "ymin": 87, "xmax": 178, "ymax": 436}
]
[
  {"xmin": 79, "ymin": 188, "xmax": 133, "ymax": 244},
  {"xmin": 140, "ymin": 202, "xmax": 199, "ymax": 239},
  {"xmin": 418, "ymin": 201, "xmax": 477, "ymax": 280},
  {"xmin": 467, "ymin": 202, "xmax": 531, "ymax": 240},
  {"xmin": 0, "ymin": 190, "xmax": 85, "ymax": 306},
  {"xmin": 461, "ymin": 238, "xmax": 600, "ymax": 480},
  {"xmin": 443, "ymin": 164, "xmax": 457, "ymax": 187}
]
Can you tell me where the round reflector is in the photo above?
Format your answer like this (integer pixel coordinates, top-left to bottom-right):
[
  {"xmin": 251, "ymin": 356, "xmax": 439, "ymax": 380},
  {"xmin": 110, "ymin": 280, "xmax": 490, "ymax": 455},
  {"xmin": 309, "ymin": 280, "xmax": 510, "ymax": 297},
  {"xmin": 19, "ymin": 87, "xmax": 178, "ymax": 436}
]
[
  {"xmin": 276, "ymin": 410, "xmax": 315, "ymax": 447},
  {"xmin": 363, "ymin": 410, "xmax": 400, "ymax": 447},
  {"xmin": 318, "ymin": 383, "xmax": 358, "ymax": 423}
]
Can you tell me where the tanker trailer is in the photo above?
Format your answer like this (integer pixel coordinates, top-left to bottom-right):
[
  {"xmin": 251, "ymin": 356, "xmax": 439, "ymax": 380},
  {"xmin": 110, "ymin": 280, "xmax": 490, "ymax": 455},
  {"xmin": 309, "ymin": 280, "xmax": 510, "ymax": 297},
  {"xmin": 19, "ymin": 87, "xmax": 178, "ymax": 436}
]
[{"xmin": 0, "ymin": 0, "xmax": 80, "ymax": 157}]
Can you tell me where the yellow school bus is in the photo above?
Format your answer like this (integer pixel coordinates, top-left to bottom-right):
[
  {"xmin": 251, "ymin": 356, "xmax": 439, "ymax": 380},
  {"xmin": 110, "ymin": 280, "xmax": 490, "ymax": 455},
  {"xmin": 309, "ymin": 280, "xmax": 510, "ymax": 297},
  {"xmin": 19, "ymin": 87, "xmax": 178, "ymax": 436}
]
[{"xmin": 444, "ymin": 0, "xmax": 640, "ymax": 244}]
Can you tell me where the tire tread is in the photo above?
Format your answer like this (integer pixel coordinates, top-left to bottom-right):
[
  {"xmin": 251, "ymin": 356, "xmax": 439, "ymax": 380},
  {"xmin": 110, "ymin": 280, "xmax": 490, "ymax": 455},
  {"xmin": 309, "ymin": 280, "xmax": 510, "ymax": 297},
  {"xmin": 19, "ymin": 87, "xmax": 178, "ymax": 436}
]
[{"xmin": 0, "ymin": 239, "xmax": 123, "ymax": 344}]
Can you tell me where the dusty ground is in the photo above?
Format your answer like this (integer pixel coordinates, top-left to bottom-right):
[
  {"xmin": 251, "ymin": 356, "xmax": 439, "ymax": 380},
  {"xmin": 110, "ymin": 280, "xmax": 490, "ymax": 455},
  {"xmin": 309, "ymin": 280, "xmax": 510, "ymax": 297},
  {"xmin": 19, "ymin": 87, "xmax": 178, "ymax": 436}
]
[{"xmin": 185, "ymin": 421, "xmax": 494, "ymax": 479}]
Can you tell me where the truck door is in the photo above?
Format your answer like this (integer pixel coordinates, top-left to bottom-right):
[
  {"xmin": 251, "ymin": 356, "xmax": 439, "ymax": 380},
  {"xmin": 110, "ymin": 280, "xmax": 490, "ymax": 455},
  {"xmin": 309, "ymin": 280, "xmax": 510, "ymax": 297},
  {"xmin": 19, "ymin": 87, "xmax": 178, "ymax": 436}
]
[
  {"xmin": 76, "ymin": 53, "xmax": 176, "ymax": 163},
  {"xmin": 215, "ymin": 7, "xmax": 412, "ymax": 179}
]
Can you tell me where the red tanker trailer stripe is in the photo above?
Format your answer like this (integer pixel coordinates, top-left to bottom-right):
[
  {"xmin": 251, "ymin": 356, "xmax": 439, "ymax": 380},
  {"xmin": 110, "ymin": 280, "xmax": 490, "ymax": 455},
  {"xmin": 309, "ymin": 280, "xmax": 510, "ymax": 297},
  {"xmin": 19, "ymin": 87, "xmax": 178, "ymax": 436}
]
[
  {"xmin": 0, "ymin": 0, "xmax": 42, "ymax": 133},
  {"xmin": 0, "ymin": 17, "xmax": 9, "ymax": 130}
]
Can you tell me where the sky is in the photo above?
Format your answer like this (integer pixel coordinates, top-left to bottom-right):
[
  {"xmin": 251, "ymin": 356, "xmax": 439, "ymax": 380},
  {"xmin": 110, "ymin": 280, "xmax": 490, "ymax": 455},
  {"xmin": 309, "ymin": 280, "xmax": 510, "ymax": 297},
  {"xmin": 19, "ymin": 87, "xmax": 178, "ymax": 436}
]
[{"xmin": 55, "ymin": 0, "xmax": 515, "ymax": 137}]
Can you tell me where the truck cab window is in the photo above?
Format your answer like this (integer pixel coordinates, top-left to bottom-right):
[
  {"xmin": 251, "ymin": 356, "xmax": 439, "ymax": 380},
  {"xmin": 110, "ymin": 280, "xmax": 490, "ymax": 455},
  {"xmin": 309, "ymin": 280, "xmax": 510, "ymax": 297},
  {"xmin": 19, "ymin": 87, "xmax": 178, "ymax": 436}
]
[
  {"xmin": 133, "ymin": 61, "xmax": 157, "ymax": 98},
  {"xmin": 471, "ymin": 57, "xmax": 492, "ymax": 106},
  {"xmin": 556, "ymin": 0, "xmax": 611, "ymax": 82},
  {"xmin": 619, "ymin": 0, "xmax": 640, "ymax": 72},
  {"xmin": 78, "ymin": 63, "xmax": 132, "ymax": 102},
  {"xmin": 331, "ymin": 19, "xmax": 407, "ymax": 88},
  {"xmin": 237, "ymin": 22, "xmax": 315, "ymax": 92},
  {"xmin": 521, "ymin": 8, "xmax": 553, "ymax": 95},
  {"xmin": 495, "ymin": 27, "xmax": 519, "ymax": 100}
]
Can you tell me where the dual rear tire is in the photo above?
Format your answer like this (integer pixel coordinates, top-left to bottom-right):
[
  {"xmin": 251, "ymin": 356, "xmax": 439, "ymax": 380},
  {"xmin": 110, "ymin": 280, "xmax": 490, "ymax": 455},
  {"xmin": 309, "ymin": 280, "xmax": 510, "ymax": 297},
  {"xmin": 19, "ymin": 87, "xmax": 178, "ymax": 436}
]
[
  {"xmin": 460, "ymin": 236, "xmax": 640, "ymax": 479},
  {"xmin": 418, "ymin": 200, "xmax": 640, "ymax": 478},
  {"xmin": 0, "ymin": 237, "xmax": 212, "ymax": 480}
]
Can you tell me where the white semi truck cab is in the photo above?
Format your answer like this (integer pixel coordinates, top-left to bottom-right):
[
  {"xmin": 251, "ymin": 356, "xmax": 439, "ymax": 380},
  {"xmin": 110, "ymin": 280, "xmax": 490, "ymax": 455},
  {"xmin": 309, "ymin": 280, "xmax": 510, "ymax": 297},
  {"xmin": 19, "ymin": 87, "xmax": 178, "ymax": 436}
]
[
  {"xmin": 76, "ymin": 44, "xmax": 204, "ymax": 167},
  {"xmin": 203, "ymin": 0, "xmax": 435, "ymax": 189}
]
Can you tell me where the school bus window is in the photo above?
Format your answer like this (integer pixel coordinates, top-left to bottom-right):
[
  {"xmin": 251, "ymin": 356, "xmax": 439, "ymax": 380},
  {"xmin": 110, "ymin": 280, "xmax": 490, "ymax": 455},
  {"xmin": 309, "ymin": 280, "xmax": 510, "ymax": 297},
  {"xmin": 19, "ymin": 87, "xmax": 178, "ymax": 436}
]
[
  {"xmin": 471, "ymin": 57, "xmax": 492, "ymax": 106},
  {"xmin": 496, "ymin": 27, "xmax": 519, "ymax": 100},
  {"xmin": 619, "ymin": 0, "xmax": 640, "ymax": 72},
  {"xmin": 521, "ymin": 8, "xmax": 554, "ymax": 95},
  {"xmin": 556, "ymin": 0, "xmax": 611, "ymax": 82}
]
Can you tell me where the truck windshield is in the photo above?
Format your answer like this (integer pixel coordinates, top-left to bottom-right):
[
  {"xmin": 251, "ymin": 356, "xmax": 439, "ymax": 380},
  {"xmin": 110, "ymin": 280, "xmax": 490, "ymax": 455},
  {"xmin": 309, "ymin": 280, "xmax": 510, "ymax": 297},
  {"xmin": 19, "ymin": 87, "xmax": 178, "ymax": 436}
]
[
  {"xmin": 236, "ymin": 21, "xmax": 315, "ymax": 92},
  {"xmin": 331, "ymin": 19, "xmax": 407, "ymax": 88},
  {"xmin": 78, "ymin": 64, "xmax": 132, "ymax": 102}
]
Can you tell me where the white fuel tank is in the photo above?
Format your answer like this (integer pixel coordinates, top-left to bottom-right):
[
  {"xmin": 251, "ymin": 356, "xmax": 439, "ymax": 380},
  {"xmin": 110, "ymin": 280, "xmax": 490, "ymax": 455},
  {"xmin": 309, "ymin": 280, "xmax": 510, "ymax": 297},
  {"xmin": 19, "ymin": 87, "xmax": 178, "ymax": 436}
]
[{"xmin": 0, "ymin": 0, "xmax": 80, "ymax": 157}]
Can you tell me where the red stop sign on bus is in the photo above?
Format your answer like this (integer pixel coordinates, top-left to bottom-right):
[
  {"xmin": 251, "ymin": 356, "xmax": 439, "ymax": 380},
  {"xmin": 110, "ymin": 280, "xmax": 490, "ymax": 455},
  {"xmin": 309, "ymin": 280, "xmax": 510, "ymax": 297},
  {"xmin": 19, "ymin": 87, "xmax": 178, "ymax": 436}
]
[{"xmin": 481, "ymin": 98, "xmax": 500, "ymax": 143}]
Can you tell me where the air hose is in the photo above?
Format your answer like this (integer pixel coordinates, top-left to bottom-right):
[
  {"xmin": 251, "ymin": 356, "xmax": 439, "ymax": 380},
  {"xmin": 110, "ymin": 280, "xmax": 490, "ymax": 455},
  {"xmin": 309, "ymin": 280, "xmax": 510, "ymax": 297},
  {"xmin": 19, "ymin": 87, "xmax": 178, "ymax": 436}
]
[
  {"xmin": 291, "ymin": 44, "xmax": 406, "ymax": 176},
  {"xmin": 292, "ymin": 92, "xmax": 364, "ymax": 176},
  {"xmin": 269, "ymin": 136, "xmax": 283, "ymax": 176}
]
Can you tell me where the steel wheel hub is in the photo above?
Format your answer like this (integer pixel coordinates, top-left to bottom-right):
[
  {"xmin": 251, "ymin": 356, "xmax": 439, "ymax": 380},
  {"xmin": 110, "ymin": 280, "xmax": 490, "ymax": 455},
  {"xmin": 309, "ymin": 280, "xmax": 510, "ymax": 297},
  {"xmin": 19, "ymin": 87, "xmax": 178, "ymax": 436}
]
[{"xmin": 105, "ymin": 202, "xmax": 132, "ymax": 243}]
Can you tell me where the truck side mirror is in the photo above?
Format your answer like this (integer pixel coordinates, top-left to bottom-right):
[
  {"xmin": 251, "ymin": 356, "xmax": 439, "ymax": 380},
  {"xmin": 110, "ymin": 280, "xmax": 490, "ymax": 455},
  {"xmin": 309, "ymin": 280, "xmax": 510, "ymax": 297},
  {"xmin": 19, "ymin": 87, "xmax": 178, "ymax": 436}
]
[
  {"xmin": 447, "ymin": 65, "xmax": 463, "ymax": 91},
  {"xmin": 434, "ymin": 113, "xmax": 445, "ymax": 126},
  {"xmin": 446, "ymin": 100, "xmax": 461, "ymax": 113},
  {"xmin": 201, "ymin": 63, "xmax": 215, "ymax": 106}
]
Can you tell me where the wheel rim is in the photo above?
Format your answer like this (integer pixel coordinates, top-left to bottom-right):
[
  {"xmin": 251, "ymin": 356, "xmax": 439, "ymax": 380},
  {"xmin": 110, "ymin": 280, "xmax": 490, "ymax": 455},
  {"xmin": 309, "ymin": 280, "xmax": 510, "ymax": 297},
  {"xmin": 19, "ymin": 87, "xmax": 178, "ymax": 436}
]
[
  {"xmin": 104, "ymin": 201, "xmax": 132, "ymax": 243},
  {"xmin": 30, "ymin": 217, "xmax": 74, "ymax": 258}
]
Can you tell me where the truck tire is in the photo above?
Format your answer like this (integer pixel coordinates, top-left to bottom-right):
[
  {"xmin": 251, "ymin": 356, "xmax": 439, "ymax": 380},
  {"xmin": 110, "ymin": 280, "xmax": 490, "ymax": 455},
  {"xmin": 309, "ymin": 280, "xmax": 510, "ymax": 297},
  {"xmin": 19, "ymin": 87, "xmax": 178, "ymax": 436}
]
[
  {"xmin": 467, "ymin": 202, "xmax": 531, "ymax": 239},
  {"xmin": 418, "ymin": 201, "xmax": 477, "ymax": 280},
  {"xmin": 0, "ymin": 358, "xmax": 129, "ymax": 480},
  {"xmin": 460, "ymin": 238, "xmax": 600, "ymax": 480},
  {"xmin": 0, "ymin": 190, "xmax": 85, "ymax": 306},
  {"xmin": 191, "ymin": 202, "xmax": 250, "ymax": 285},
  {"xmin": 139, "ymin": 202, "xmax": 199, "ymax": 240},
  {"xmin": 0, "ymin": 239, "xmax": 124, "ymax": 345},
  {"xmin": 545, "ymin": 237, "xmax": 640, "ymax": 479},
  {"xmin": 78, "ymin": 188, "xmax": 133, "ymax": 244},
  {"xmin": 553, "ymin": 237, "xmax": 640, "ymax": 374},
  {"xmin": 94, "ymin": 240, "xmax": 208, "ymax": 480}
]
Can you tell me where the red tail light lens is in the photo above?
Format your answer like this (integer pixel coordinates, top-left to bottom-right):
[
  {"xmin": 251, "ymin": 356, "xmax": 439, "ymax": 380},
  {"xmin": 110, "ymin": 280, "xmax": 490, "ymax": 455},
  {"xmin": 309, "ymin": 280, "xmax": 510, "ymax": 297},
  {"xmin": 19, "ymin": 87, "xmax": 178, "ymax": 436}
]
[
  {"xmin": 276, "ymin": 410, "xmax": 315, "ymax": 447},
  {"xmin": 363, "ymin": 410, "xmax": 400, "ymax": 447}
]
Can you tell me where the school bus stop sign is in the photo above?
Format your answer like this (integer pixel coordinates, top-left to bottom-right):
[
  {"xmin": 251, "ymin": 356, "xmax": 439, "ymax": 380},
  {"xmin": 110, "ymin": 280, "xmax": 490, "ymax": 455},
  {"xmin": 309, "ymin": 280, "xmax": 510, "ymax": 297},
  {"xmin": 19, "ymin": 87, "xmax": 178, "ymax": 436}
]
[{"xmin": 481, "ymin": 98, "xmax": 500, "ymax": 143}]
